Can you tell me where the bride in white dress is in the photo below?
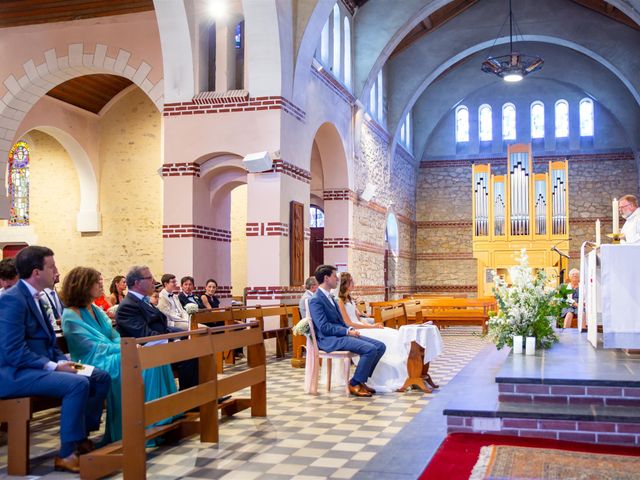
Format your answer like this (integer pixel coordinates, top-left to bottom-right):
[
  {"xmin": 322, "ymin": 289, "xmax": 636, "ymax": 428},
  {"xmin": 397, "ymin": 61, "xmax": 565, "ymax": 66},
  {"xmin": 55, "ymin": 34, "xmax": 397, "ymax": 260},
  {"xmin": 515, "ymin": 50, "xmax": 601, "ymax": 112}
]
[{"xmin": 336, "ymin": 273, "xmax": 410, "ymax": 393}]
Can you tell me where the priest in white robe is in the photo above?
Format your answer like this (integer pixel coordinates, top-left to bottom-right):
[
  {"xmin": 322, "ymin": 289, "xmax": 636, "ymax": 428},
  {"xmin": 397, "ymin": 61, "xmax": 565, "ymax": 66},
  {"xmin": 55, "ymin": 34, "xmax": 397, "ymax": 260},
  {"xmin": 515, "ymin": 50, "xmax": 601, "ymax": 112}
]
[{"xmin": 619, "ymin": 195, "xmax": 640, "ymax": 244}]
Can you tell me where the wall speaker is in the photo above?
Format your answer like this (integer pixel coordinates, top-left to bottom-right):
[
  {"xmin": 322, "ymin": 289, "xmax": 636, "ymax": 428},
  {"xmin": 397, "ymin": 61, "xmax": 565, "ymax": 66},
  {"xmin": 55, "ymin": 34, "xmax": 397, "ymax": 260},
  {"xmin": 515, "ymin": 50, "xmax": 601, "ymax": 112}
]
[
  {"xmin": 243, "ymin": 151, "xmax": 273, "ymax": 173},
  {"xmin": 361, "ymin": 182, "xmax": 377, "ymax": 202}
]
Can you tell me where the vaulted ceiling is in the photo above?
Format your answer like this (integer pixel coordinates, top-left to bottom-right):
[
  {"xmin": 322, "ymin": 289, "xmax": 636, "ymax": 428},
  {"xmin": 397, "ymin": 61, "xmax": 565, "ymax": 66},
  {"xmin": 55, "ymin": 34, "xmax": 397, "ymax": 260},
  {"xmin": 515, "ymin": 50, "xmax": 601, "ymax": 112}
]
[
  {"xmin": 0, "ymin": 0, "xmax": 154, "ymax": 29},
  {"xmin": 46, "ymin": 75, "xmax": 133, "ymax": 114}
]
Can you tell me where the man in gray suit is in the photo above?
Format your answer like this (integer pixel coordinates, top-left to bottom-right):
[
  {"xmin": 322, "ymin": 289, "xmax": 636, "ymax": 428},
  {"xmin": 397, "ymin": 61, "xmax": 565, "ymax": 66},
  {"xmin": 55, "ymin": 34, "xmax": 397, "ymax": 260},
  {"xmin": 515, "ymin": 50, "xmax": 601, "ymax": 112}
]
[{"xmin": 298, "ymin": 276, "xmax": 318, "ymax": 318}]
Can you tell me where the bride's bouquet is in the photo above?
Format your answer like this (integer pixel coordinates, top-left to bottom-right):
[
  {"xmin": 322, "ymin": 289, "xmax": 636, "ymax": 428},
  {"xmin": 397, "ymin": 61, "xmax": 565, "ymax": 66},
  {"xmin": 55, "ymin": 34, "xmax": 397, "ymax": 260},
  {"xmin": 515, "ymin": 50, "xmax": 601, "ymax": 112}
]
[
  {"xmin": 184, "ymin": 303, "xmax": 199, "ymax": 315},
  {"xmin": 293, "ymin": 317, "xmax": 310, "ymax": 336}
]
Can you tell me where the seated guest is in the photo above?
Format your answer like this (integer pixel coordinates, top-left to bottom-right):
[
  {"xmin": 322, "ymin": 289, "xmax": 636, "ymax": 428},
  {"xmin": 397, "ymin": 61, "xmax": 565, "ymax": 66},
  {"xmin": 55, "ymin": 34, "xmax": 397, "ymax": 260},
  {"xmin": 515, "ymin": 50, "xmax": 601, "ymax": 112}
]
[
  {"xmin": 0, "ymin": 257, "xmax": 18, "ymax": 296},
  {"xmin": 562, "ymin": 268, "xmax": 582, "ymax": 329},
  {"xmin": 298, "ymin": 276, "xmax": 318, "ymax": 318},
  {"xmin": 178, "ymin": 275, "xmax": 204, "ymax": 309},
  {"xmin": 107, "ymin": 275, "xmax": 127, "ymax": 306},
  {"xmin": 0, "ymin": 246, "xmax": 110, "ymax": 473},
  {"xmin": 308, "ymin": 265, "xmax": 385, "ymax": 397},
  {"xmin": 61, "ymin": 266, "xmax": 177, "ymax": 444},
  {"xmin": 200, "ymin": 278, "xmax": 221, "ymax": 309},
  {"xmin": 115, "ymin": 266, "xmax": 198, "ymax": 390},
  {"xmin": 157, "ymin": 274, "xmax": 190, "ymax": 330},
  {"xmin": 149, "ymin": 282, "xmax": 162, "ymax": 306},
  {"xmin": 337, "ymin": 272, "xmax": 407, "ymax": 393},
  {"xmin": 93, "ymin": 274, "xmax": 112, "ymax": 315}
]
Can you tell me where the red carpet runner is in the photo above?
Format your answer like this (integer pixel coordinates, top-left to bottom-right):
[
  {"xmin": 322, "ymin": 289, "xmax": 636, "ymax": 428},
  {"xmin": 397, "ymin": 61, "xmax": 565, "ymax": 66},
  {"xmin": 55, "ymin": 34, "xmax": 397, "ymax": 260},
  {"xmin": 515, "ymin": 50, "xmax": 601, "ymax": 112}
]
[{"xmin": 419, "ymin": 433, "xmax": 640, "ymax": 479}]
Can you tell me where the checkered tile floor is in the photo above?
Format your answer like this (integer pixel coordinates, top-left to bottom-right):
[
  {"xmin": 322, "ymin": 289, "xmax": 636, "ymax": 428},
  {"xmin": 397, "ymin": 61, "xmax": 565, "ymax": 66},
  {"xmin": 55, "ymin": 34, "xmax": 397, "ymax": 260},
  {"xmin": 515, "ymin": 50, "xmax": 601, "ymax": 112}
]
[{"xmin": 0, "ymin": 330, "xmax": 489, "ymax": 479}]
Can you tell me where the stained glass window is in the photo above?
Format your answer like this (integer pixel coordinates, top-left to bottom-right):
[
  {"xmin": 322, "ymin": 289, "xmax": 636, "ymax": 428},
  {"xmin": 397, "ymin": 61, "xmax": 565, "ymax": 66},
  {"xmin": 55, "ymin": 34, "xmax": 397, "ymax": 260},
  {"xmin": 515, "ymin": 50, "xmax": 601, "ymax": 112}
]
[
  {"xmin": 234, "ymin": 23, "xmax": 242, "ymax": 49},
  {"xmin": 455, "ymin": 105, "xmax": 469, "ymax": 143},
  {"xmin": 502, "ymin": 103, "xmax": 516, "ymax": 140},
  {"xmin": 555, "ymin": 100, "xmax": 569, "ymax": 138},
  {"xmin": 8, "ymin": 141, "xmax": 30, "ymax": 226},
  {"xmin": 579, "ymin": 98, "xmax": 594, "ymax": 137},
  {"xmin": 479, "ymin": 104, "xmax": 492, "ymax": 141},
  {"xmin": 310, "ymin": 205, "xmax": 324, "ymax": 228},
  {"xmin": 531, "ymin": 101, "xmax": 545, "ymax": 139}
]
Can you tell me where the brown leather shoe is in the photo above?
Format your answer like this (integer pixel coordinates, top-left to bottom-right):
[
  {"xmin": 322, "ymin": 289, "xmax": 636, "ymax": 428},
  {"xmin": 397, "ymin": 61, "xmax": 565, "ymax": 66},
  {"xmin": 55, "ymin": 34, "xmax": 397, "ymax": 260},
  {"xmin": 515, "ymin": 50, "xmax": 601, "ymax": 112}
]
[
  {"xmin": 76, "ymin": 438, "xmax": 95, "ymax": 455},
  {"xmin": 348, "ymin": 383, "xmax": 372, "ymax": 397},
  {"xmin": 360, "ymin": 383, "xmax": 376, "ymax": 394},
  {"xmin": 54, "ymin": 453, "xmax": 80, "ymax": 473}
]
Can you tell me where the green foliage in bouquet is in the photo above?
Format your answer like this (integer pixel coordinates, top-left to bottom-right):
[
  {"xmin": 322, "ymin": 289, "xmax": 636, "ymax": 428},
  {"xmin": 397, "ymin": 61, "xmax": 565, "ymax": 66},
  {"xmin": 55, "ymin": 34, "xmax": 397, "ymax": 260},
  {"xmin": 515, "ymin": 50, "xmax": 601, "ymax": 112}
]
[{"xmin": 488, "ymin": 249, "xmax": 570, "ymax": 350}]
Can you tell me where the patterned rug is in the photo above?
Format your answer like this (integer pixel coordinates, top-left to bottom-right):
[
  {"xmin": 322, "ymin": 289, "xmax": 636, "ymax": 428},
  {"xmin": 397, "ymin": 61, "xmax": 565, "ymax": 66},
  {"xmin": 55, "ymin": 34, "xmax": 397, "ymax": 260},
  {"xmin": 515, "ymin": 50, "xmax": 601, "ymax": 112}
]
[{"xmin": 470, "ymin": 445, "xmax": 640, "ymax": 480}]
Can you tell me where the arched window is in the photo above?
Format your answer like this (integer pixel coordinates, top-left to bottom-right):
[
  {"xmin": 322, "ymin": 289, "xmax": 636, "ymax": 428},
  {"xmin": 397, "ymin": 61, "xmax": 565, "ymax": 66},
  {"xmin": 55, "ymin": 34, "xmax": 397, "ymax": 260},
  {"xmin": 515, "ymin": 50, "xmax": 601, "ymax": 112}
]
[
  {"xmin": 309, "ymin": 205, "xmax": 325, "ymax": 228},
  {"xmin": 8, "ymin": 141, "xmax": 30, "ymax": 226},
  {"xmin": 386, "ymin": 213, "xmax": 399, "ymax": 256},
  {"xmin": 343, "ymin": 17, "xmax": 351, "ymax": 88},
  {"xmin": 376, "ymin": 70, "xmax": 383, "ymax": 123},
  {"xmin": 320, "ymin": 19, "xmax": 329, "ymax": 65},
  {"xmin": 455, "ymin": 105, "xmax": 469, "ymax": 143},
  {"xmin": 405, "ymin": 111, "xmax": 412, "ymax": 150},
  {"xmin": 331, "ymin": 4, "xmax": 341, "ymax": 76},
  {"xmin": 579, "ymin": 98, "xmax": 594, "ymax": 137},
  {"xmin": 369, "ymin": 82, "xmax": 377, "ymax": 118},
  {"xmin": 531, "ymin": 101, "xmax": 545, "ymax": 139},
  {"xmin": 479, "ymin": 104, "xmax": 492, "ymax": 141},
  {"xmin": 555, "ymin": 100, "xmax": 569, "ymax": 138},
  {"xmin": 502, "ymin": 103, "xmax": 516, "ymax": 140}
]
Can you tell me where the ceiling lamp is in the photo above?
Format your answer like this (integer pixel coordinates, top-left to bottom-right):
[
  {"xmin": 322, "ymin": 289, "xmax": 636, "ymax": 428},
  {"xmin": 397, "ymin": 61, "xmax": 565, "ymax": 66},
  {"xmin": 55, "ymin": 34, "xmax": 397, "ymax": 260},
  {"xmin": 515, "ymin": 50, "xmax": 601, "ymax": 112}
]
[{"xmin": 481, "ymin": 0, "xmax": 543, "ymax": 82}]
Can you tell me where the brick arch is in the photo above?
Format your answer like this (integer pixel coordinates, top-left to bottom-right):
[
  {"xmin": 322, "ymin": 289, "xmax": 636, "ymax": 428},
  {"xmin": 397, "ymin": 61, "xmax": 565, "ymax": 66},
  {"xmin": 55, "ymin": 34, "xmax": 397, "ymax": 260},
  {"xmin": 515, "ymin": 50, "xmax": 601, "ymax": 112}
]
[{"xmin": 0, "ymin": 42, "xmax": 163, "ymax": 196}]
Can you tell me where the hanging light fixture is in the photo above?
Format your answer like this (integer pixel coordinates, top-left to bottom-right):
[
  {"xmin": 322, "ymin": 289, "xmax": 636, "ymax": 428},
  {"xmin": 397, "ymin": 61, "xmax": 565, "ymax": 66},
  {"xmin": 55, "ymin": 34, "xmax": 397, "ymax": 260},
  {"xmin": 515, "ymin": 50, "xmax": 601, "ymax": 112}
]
[{"xmin": 481, "ymin": 0, "xmax": 543, "ymax": 82}]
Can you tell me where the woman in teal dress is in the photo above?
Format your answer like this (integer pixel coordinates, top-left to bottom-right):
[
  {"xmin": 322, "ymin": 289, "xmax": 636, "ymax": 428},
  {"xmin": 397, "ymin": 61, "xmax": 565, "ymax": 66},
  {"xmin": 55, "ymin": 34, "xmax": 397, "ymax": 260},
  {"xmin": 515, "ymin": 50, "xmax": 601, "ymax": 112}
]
[{"xmin": 61, "ymin": 267, "xmax": 177, "ymax": 444}]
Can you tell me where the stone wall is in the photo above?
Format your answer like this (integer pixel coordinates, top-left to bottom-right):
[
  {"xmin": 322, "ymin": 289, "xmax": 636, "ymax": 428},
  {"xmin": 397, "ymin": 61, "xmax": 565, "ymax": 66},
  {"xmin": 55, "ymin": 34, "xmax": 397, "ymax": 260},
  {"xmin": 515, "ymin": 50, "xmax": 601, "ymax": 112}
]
[{"xmin": 416, "ymin": 151, "xmax": 639, "ymax": 293}]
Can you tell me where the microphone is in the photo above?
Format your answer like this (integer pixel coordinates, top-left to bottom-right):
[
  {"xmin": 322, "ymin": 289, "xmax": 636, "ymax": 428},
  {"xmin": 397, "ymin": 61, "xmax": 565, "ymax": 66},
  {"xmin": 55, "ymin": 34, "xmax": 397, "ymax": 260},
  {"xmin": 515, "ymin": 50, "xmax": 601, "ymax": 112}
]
[{"xmin": 551, "ymin": 245, "xmax": 570, "ymax": 259}]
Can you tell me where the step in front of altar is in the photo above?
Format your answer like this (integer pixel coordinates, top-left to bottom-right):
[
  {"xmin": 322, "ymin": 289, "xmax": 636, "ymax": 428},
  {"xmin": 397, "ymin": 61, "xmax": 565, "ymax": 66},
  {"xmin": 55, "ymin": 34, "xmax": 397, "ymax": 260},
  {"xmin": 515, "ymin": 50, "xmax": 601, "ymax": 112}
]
[{"xmin": 443, "ymin": 332, "xmax": 640, "ymax": 446}]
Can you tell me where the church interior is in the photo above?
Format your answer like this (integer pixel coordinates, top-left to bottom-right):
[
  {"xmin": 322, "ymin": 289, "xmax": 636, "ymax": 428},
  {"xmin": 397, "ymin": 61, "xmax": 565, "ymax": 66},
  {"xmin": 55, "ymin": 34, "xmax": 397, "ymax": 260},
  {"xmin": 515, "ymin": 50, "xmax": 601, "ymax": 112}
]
[{"xmin": 1, "ymin": 0, "xmax": 640, "ymax": 478}]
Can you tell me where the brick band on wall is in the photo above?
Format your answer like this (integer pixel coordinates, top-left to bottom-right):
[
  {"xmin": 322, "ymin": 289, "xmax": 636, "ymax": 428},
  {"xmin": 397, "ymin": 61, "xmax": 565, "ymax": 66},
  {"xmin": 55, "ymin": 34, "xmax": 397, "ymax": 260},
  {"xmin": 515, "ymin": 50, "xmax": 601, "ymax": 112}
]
[
  {"xmin": 246, "ymin": 222, "xmax": 289, "ymax": 237},
  {"xmin": 324, "ymin": 189, "xmax": 416, "ymax": 227},
  {"xmin": 161, "ymin": 162, "xmax": 200, "ymax": 177},
  {"xmin": 163, "ymin": 95, "xmax": 306, "ymax": 122},
  {"xmin": 263, "ymin": 159, "xmax": 311, "ymax": 184},
  {"xmin": 163, "ymin": 224, "xmax": 231, "ymax": 241}
]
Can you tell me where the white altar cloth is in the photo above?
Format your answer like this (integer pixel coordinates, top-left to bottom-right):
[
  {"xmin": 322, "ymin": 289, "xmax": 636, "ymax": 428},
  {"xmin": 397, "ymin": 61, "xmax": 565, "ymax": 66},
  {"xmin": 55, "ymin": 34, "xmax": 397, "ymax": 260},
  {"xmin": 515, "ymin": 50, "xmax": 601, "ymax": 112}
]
[{"xmin": 398, "ymin": 324, "xmax": 444, "ymax": 363}]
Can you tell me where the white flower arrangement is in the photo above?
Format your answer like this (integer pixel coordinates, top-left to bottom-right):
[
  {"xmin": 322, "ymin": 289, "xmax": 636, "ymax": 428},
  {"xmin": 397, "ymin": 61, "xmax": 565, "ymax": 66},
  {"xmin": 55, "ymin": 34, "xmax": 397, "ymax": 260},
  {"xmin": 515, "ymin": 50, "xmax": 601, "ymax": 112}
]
[
  {"xmin": 184, "ymin": 303, "xmax": 200, "ymax": 315},
  {"xmin": 107, "ymin": 304, "xmax": 119, "ymax": 316},
  {"xmin": 488, "ymin": 249, "xmax": 563, "ymax": 350},
  {"xmin": 292, "ymin": 317, "xmax": 310, "ymax": 336}
]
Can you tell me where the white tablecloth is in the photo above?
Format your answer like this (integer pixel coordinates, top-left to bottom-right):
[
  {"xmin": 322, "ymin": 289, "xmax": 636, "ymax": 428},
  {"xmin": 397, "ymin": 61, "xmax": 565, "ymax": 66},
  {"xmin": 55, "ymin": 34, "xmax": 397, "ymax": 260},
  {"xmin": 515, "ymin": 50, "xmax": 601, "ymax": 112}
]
[{"xmin": 398, "ymin": 324, "xmax": 444, "ymax": 363}]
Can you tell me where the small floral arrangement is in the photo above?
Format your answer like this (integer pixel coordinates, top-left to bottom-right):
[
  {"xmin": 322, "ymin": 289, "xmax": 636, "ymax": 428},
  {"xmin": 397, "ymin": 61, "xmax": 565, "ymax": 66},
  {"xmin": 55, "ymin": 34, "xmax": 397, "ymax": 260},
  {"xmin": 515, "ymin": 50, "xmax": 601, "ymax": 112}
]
[
  {"xmin": 488, "ymin": 249, "xmax": 568, "ymax": 350},
  {"xmin": 107, "ymin": 304, "xmax": 119, "ymax": 316},
  {"xmin": 184, "ymin": 303, "xmax": 199, "ymax": 315},
  {"xmin": 292, "ymin": 317, "xmax": 310, "ymax": 336}
]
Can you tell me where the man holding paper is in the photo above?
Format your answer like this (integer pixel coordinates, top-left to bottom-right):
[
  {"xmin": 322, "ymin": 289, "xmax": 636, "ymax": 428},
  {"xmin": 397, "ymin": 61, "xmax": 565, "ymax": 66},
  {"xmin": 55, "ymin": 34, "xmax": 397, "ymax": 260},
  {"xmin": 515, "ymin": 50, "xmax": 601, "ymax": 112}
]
[
  {"xmin": 0, "ymin": 246, "xmax": 111, "ymax": 473},
  {"xmin": 619, "ymin": 195, "xmax": 640, "ymax": 244}
]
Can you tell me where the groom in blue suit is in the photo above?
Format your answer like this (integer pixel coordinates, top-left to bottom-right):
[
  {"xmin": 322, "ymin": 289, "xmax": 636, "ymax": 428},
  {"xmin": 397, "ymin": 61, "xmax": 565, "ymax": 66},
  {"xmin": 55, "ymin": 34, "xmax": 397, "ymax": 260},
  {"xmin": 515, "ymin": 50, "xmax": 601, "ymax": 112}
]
[
  {"xmin": 309, "ymin": 265, "xmax": 385, "ymax": 397},
  {"xmin": 0, "ymin": 246, "xmax": 110, "ymax": 473}
]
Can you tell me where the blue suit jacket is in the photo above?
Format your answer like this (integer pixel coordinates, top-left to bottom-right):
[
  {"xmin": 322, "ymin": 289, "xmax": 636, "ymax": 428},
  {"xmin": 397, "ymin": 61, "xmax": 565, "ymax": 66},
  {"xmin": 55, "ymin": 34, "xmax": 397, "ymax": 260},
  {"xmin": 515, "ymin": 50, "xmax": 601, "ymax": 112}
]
[
  {"xmin": 308, "ymin": 289, "xmax": 349, "ymax": 352},
  {"xmin": 0, "ymin": 281, "xmax": 67, "ymax": 397}
]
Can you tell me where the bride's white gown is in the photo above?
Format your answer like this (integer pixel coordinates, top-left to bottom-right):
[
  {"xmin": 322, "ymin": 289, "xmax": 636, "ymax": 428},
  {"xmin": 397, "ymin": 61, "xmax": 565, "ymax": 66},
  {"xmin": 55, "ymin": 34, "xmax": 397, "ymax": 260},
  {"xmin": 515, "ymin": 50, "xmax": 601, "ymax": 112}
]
[{"xmin": 320, "ymin": 301, "xmax": 409, "ymax": 393}]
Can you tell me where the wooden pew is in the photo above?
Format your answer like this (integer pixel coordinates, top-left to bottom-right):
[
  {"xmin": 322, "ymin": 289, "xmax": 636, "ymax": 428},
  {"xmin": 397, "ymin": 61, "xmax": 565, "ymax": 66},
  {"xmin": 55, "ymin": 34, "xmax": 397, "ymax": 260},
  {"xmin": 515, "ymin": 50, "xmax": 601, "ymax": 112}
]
[
  {"xmin": 418, "ymin": 298, "xmax": 496, "ymax": 334},
  {"xmin": 80, "ymin": 323, "xmax": 266, "ymax": 479},
  {"xmin": 291, "ymin": 306, "xmax": 306, "ymax": 368},
  {"xmin": 369, "ymin": 299, "xmax": 409, "ymax": 318},
  {"xmin": 402, "ymin": 300, "xmax": 424, "ymax": 324},
  {"xmin": 374, "ymin": 304, "xmax": 407, "ymax": 329},
  {"xmin": 191, "ymin": 309, "xmax": 235, "ymax": 373}
]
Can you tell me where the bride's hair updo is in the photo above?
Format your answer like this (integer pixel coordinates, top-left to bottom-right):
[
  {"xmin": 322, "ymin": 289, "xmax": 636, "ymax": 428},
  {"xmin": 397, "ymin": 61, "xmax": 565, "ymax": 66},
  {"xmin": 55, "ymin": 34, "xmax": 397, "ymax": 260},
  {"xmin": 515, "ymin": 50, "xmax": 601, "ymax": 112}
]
[{"xmin": 338, "ymin": 272, "xmax": 353, "ymax": 304}]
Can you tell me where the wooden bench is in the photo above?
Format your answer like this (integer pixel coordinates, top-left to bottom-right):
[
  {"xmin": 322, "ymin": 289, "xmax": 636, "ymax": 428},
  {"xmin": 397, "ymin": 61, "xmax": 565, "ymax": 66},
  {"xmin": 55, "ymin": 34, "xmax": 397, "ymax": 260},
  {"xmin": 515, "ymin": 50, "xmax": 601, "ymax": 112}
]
[
  {"xmin": 402, "ymin": 301, "xmax": 424, "ymax": 324},
  {"xmin": 291, "ymin": 306, "xmax": 306, "ymax": 368},
  {"xmin": 0, "ymin": 396, "xmax": 61, "ymax": 476},
  {"xmin": 369, "ymin": 299, "xmax": 410, "ymax": 318},
  {"xmin": 374, "ymin": 304, "xmax": 408, "ymax": 329},
  {"xmin": 80, "ymin": 322, "xmax": 266, "ymax": 479},
  {"xmin": 418, "ymin": 298, "xmax": 496, "ymax": 334}
]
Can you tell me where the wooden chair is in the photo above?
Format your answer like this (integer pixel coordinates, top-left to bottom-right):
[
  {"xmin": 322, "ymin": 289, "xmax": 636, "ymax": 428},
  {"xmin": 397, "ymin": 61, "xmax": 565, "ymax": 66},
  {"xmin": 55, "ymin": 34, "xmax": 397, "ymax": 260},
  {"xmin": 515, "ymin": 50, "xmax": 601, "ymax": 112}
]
[{"xmin": 305, "ymin": 299, "xmax": 355, "ymax": 395}]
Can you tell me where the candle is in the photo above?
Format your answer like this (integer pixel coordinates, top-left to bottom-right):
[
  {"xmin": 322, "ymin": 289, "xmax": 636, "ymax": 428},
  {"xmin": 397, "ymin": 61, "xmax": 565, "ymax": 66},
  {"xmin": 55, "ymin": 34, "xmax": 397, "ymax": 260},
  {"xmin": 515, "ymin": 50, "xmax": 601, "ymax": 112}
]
[
  {"xmin": 526, "ymin": 337, "xmax": 536, "ymax": 356},
  {"xmin": 595, "ymin": 219, "xmax": 601, "ymax": 246},
  {"xmin": 613, "ymin": 198, "xmax": 619, "ymax": 234},
  {"xmin": 513, "ymin": 335, "xmax": 523, "ymax": 354}
]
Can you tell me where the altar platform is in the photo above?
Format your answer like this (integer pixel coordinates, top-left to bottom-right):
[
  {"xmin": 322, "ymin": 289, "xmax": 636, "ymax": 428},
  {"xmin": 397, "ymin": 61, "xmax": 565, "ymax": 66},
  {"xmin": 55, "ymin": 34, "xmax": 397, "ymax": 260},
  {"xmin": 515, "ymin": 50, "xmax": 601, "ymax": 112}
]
[{"xmin": 444, "ymin": 330, "xmax": 640, "ymax": 446}]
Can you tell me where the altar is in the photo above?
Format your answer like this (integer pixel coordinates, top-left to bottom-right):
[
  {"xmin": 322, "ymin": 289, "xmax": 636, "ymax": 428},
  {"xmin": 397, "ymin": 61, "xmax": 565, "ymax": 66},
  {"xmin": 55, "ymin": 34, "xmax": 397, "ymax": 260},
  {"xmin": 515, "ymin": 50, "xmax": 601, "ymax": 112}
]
[{"xmin": 582, "ymin": 244, "xmax": 640, "ymax": 348}]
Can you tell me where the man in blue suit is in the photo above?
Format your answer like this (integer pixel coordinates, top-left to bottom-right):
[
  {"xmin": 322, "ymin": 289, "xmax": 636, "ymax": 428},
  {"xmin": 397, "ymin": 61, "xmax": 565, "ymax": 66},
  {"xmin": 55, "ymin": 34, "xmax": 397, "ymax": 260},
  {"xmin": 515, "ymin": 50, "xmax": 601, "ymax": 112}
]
[
  {"xmin": 0, "ymin": 246, "xmax": 111, "ymax": 473},
  {"xmin": 308, "ymin": 265, "xmax": 385, "ymax": 397}
]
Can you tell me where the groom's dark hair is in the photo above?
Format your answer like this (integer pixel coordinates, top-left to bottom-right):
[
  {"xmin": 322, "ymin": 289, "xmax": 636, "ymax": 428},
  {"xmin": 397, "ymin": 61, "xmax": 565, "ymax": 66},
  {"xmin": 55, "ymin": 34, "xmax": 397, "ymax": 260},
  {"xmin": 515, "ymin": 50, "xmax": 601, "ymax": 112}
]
[
  {"xmin": 16, "ymin": 245, "xmax": 54, "ymax": 279},
  {"xmin": 314, "ymin": 264, "xmax": 336, "ymax": 285}
]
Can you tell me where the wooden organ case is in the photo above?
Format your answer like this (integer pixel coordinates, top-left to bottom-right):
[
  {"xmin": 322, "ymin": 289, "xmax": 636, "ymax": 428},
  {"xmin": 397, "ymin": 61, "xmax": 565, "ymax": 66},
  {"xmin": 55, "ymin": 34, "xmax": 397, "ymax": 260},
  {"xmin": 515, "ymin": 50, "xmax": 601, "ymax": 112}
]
[{"xmin": 472, "ymin": 144, "xmax": 569, "ymax": 296}]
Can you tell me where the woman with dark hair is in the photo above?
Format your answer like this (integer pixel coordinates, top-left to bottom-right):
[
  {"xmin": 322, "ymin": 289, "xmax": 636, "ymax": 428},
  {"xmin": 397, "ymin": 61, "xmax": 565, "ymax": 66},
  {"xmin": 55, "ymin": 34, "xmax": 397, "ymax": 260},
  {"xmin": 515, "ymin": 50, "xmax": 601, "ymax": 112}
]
[
  {"xmin": 200, "ymin": 278, "xmax": 220, "ymax": 309},
  {"xmin": 107, "ymin": 275, "xmax": 126, "ymax": 306},
  {"xmin": 61, "ymin": 267, "xmax": 177, "ymax": 444}
]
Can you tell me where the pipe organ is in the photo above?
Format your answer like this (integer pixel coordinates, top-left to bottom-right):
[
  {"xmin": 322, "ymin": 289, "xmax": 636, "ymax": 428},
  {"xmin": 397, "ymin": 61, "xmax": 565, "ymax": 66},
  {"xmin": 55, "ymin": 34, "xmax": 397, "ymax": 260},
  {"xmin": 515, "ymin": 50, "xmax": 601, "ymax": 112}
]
[{"xmin": 472, "ymin": 144, "xmax": 569, "ymax": 296}]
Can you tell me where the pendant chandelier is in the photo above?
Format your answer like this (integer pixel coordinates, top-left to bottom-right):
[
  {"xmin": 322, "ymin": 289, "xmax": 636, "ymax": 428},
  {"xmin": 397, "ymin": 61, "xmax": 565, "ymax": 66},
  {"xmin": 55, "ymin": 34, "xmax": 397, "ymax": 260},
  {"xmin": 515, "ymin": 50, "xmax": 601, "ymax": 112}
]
[{"xmin": 481, "ymin": 0, "xmax": 543, "ymax": 82}]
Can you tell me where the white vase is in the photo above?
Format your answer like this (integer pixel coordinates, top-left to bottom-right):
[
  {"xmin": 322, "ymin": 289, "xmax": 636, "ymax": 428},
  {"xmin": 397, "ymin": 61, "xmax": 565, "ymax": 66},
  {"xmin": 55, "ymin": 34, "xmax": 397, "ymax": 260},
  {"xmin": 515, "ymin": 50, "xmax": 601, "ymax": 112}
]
[
  {"xmin": 525, "ymin": 336, "xmax": 536, "ymax": 355},
  {"xmin": 512, "ymin": 335, "xmax": 523, "ymax": 354}
]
